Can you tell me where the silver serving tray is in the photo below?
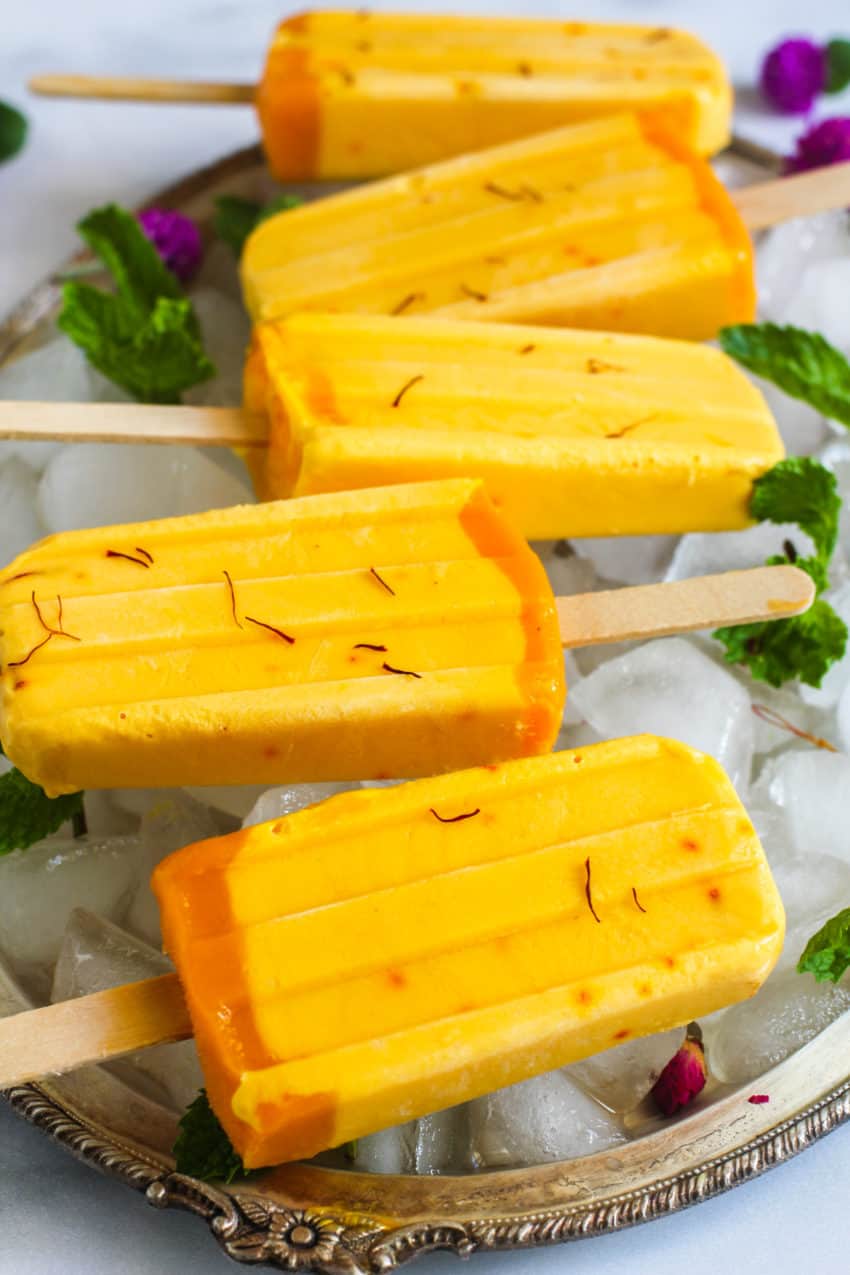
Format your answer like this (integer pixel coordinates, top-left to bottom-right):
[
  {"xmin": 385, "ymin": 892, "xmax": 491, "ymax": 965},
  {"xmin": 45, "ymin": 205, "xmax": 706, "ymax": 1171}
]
[{"xmin": 2, "ymin": 139, "xmax": 848, "ymax": 1273}]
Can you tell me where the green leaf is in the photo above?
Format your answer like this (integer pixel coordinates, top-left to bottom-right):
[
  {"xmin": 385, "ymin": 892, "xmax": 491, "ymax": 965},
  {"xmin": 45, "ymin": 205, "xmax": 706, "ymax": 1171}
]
[
  {"xmin": 58, "ymin": 286, "xmax": 214, "ymax": 404},
  {"xmin": 714, "ymin": 595, "xmax": 848, "ymax": 689},
  {"xmin": 0, "ymin": 766, "xmax": 83, "ymax": 856},
  {"xmin": 213, "ymin": 193, "xmax": 302, "ymax": 256},
  {"xmin": 719, "ymin": 323, "xmax": 850, "ymax": 430},
  {"xmin": 798, "ymin": 908, "xmax": 850, "ymax": 982},
  {"xmin": 752, "ymin": 458, "xmax": 841, "ymax": 565},
  {"xmin": 0, "ymin": 101, "xmax": 27, "ymax": 164},
  {"xmin": 826, "ymin": 39, "xmax": 850, "ymax": 94},
  {"xmin": 57, "ymin": 204, "xmax": 214, "ymax": 404},
  {"xmin": 173, "ymin": 1090, "xmax": 252, "ymax": 1184},
  {"xmin": 75, "ymin": 204, "xmax": 184, "ymax": 318}
]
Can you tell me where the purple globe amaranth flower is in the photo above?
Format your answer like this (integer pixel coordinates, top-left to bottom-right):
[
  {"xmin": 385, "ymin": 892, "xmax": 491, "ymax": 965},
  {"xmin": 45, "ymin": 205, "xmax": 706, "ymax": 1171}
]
[
  {"xmin": 760, "ymin": 38, "xmax": 826, "ymax": 114},
  {"xmin": 787, "ymin": 116, "xmax": 850, "ymax": 172},
  {"xmin": 137, "ymin": 207, "xmax": 202, "ymax": 283}
]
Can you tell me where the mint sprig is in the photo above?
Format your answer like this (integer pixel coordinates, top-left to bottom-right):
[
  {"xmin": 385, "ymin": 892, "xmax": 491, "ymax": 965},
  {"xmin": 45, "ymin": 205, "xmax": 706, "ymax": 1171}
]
[
  {"xmin": 719, "ymin": 324, "xmax": 850, "ymax": 430},
  {"xmin": 712, "ymin": 459, "xmax": 847, "ymax": 688},
  {"xmin": 826, "ymin": 39, "xmax": 850, "ymax": 94},
  {"xmin": 0, "ymin": 101, "xmax": 27, "ymax": 164},
  {"xmin": 58, "ymin": 204, "xmax": 215, "ymax": 404},
  {"xmin": 173, "ymin": 1090, "xmax": 252, "ymax": 1184},
  {"xmin": 799, "ymin": 908, "xmax": 850, "ymax": 983},
  {"xmin": 0, "ymin": 765, "xmax": 83, "ymax": 856},
  {"xmin": 213, "ymin": 193, "xmax": 302, "ymax": 257}
]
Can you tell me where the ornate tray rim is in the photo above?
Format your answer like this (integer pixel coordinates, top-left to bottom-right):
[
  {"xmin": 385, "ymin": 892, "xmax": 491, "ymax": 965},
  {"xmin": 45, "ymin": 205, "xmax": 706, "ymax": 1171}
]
[{"xmin": 2, "ymin": 135, "xmax": 847, "ymax": 1272}]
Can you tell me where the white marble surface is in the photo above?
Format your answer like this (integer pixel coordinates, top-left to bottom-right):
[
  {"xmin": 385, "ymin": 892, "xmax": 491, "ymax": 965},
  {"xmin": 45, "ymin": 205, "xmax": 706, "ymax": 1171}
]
[{"xmin": 3, "ymin": 0, "xmax": 850, "ymax": 1271}]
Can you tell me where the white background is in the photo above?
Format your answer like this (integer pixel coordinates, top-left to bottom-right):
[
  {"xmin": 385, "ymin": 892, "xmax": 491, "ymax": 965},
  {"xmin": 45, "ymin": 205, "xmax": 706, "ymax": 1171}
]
[{"xmin": 2, "ymin": 1, "xmax": 850, "ymax": 1270}]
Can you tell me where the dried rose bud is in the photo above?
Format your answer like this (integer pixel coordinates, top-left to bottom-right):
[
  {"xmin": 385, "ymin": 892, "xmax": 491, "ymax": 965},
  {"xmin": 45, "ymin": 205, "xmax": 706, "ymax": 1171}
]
[
  {"xmin": 137, "ymin": 207, "xmax": 202, "ymax": 283},
  {"xmin": 760, "ymin": 38, "xmax": 826, "ymax": 114},
  {"xmin": 748, "ymin": 1093, "xmax": 770, "ymax": 1105},
  {"xmin": 650, "ymin": 1036, "xmax": 707, "ymax": 1116},
  {"xmin": 786, "ymin": 116, "xmax": 850, "ymax": 173}
]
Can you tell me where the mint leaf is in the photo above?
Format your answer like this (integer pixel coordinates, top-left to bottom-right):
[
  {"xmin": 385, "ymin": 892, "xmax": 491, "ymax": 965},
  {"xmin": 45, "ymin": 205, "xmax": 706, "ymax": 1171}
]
[
  {"xmin": 798, "ymin": 908, "xmax": 850, "ymax": 982},
  {"xmin": 719, "ymin": 323, "xmax": 850, "ymax": 430},
  {"xmin": 826, "ymin": 39, "xmax": 850, "ymax": 94},
  {"xmin": 0, "ymin": 766, "xmax": 83, "ymax": 856},
  {"xmin": 57, "ymin": 204, "xmax": 214, "ymax": 404},
  {"xmin": 214, "ymin": 193, "xmax": 302, "ymax": 256},
  {"xmin": 173, "ymin": 1090, "xmax": 251, "ymax": 1184},
  {"xmin": 751, "ymin": 458, "xmax": 841, "ymax": 564},
  {"xmin": 715, "ymin": 594, "xmax": 848, "ymax": 689},
  {"xmin": 75, "ymin": 204, "xmax": 185, "ymax": 317},
  {"xmin": 0, "ymin": 101, "xmax": 27, "ymax": 164}
]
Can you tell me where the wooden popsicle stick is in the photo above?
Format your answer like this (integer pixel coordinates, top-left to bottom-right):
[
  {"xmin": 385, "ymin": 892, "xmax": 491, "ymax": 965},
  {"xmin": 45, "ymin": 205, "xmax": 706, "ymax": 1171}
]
[
  {"xmin": 28, "ymin": 74, "xmax": 255, "ymax": 104},
  {"xmin": 558, "ymin": 563, "xmax": 814, "ymax": 648},
  {"xmin": 0, "ymin": 401, "xmax": 268, "ymax": 448},
  {"xmin": 733, "ymin": 161, "xmax": 850, "ymax": 230},
  {"xmin": 0, "ymin": 973, "xmax": 189, "ymax": 1089}
]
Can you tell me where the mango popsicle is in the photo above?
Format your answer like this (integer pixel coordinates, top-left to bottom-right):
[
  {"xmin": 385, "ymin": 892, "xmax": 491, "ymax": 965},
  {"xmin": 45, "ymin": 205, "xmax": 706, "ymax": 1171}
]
[
  {"xmin": 0, "ymin": 479, "xmax": 564, "ymax": 796},
  {"xmin": 244, "ymin": 313, "xmax": 784, "ymax": 536},
  {"xmin": 257, "ymin": 12, "xmax": 731, "ymax": 179},
  {"xmin": 241, "ymin": 112, "xmax": 755, "ymax": 340},
  {"xmin": 153, "ymin": 736, "xmax": 785, "ymax": 1168},
  {"xmin": 0, "ymin": 479, "xmax": 811, "ymax": 799}
]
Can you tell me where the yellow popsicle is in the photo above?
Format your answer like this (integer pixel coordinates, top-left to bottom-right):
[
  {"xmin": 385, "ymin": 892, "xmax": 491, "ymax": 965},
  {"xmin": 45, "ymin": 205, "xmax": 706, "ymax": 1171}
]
[
  {"xmin": 257, "ymin": 12, "xmax": 731, "ymax": 180},
  {"xmin": 153, "ymin": 736, "xmax": 784, "ymax": 1168},
  {"xmin": 242, "ymin": 112, "xmax": 754, "ymax": 341},
  {"xmin": 0, "ymin": 480, "xmax": 563, "ymax": 797},
  {"xmin": 244, "ymin": 313, "xmax": 783, "ymax": 537}
]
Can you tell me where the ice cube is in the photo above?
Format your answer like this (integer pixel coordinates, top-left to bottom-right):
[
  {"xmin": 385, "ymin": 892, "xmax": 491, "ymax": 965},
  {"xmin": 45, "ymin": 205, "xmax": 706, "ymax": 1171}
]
[
  {"xmin": 124, "ymin": 791, "xmax": 235, "ymax": 946},
  {"xmin": 51, "ymin": 908, "xmax": 203, "ymax": 1112},
  {"xmin": 0, "ymin": 458, "xmax": 45, "ymax": 567},
  {"xmin": 776, "ymin": 258, "xmax": 850, "ymax": 357},
  {"xmin": 566, "ymin": 1029, "xmax": 685, "ymax": 1113},
  {"xmin": 747, "ymin": 804, "xmax": 797, "ymax": 868},
  {"xmin": 838, "ymin": 682, "xmax": 850, "ymax": 751},
  {"xmin": 38, "ymin": 442, "xmax": 252, "ymax": 533},
  {"xmin": 761, "ymin": 749, "xmax": 850, "ymax": 860},
  {"xmin": 183, "ymin": 289, "xmax": 253, "ymax": 408},
  {"xmin": 799, "ymin": 581, "xmax": 850, "ymax": 709},
  {"xmin": 710, "ymin": 970, "xmax": 850, "ymax": 1085},
  {"xmin": 747, "ymin": 685, "xmax": 834, "ymax": 758},
  {"xmin": 0, "ymin": 337, "xmax": 90, "ymax": 473},
  {"xmin": 570, "ymin": 638, "xmax": 754, "ymax": 790},
  {"xmin": 82, "ymin": 790, "xmax": 140, "ymax": 838},
  {"xmin": 352, "ymin": 1124, "xmax": 417, "ymax": 1174},
  {"xmin": 532, "ymin": 541, "xmax": 597, "ymax": 598},
  {"xmin": 665, "ymin": 522, "xmax": 815, "ymax": 583},
  {"xmin": 756, "ymin": 378, "xmax": 828, "ymax": 457},
  {"xmin": 183, "ymin": 784, "xmax": 271, "ymax": 819},
  {"xmin": 466, "ymin": 1070, "xmax": 626, "ymax": 1167},
  {"xmin": 772, "ymin": 853, "xmax": 850, "ymax": 971},
  {"xmin": 413, "ymin": 1107, "xmax": 465, "ymax": 1174},
  {"xmin": 819, "ymin": 439, "xmax": 850, "ymax": 561},
  {"xmin": 242, "ymin": 782, "xmax": 362, "ymax": 828},
  {"xmin": 569, "ymin": 535, "xmax": 677, "ymax": 587},
  {"xmin": 757, "ymin": 211, "xmax": 850, "ymax": 320},
  {"xmin": 0, "ymin": 834, "xmax": 142, "ymax": 984}
]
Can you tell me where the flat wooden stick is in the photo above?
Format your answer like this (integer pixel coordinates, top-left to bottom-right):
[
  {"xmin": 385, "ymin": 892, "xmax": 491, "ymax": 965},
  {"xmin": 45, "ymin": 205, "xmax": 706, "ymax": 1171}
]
[
  {"xmin": 733, "ymin": 161, "xmax": 850, "ymax": 230},
  {"xmin": 29, "ymin": 74, "xmax": 255, "ymax": 104},
  {"xmin": 0, "ymin": 973, "xmax": 189, "ymax": 1089},
  {"xmin": 558, "ymin": 564, "xmax": 814, "ymax": 648},
  {"xmin": 0, "ymin": 401, "xmax": 268, "ymax": 448}
]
